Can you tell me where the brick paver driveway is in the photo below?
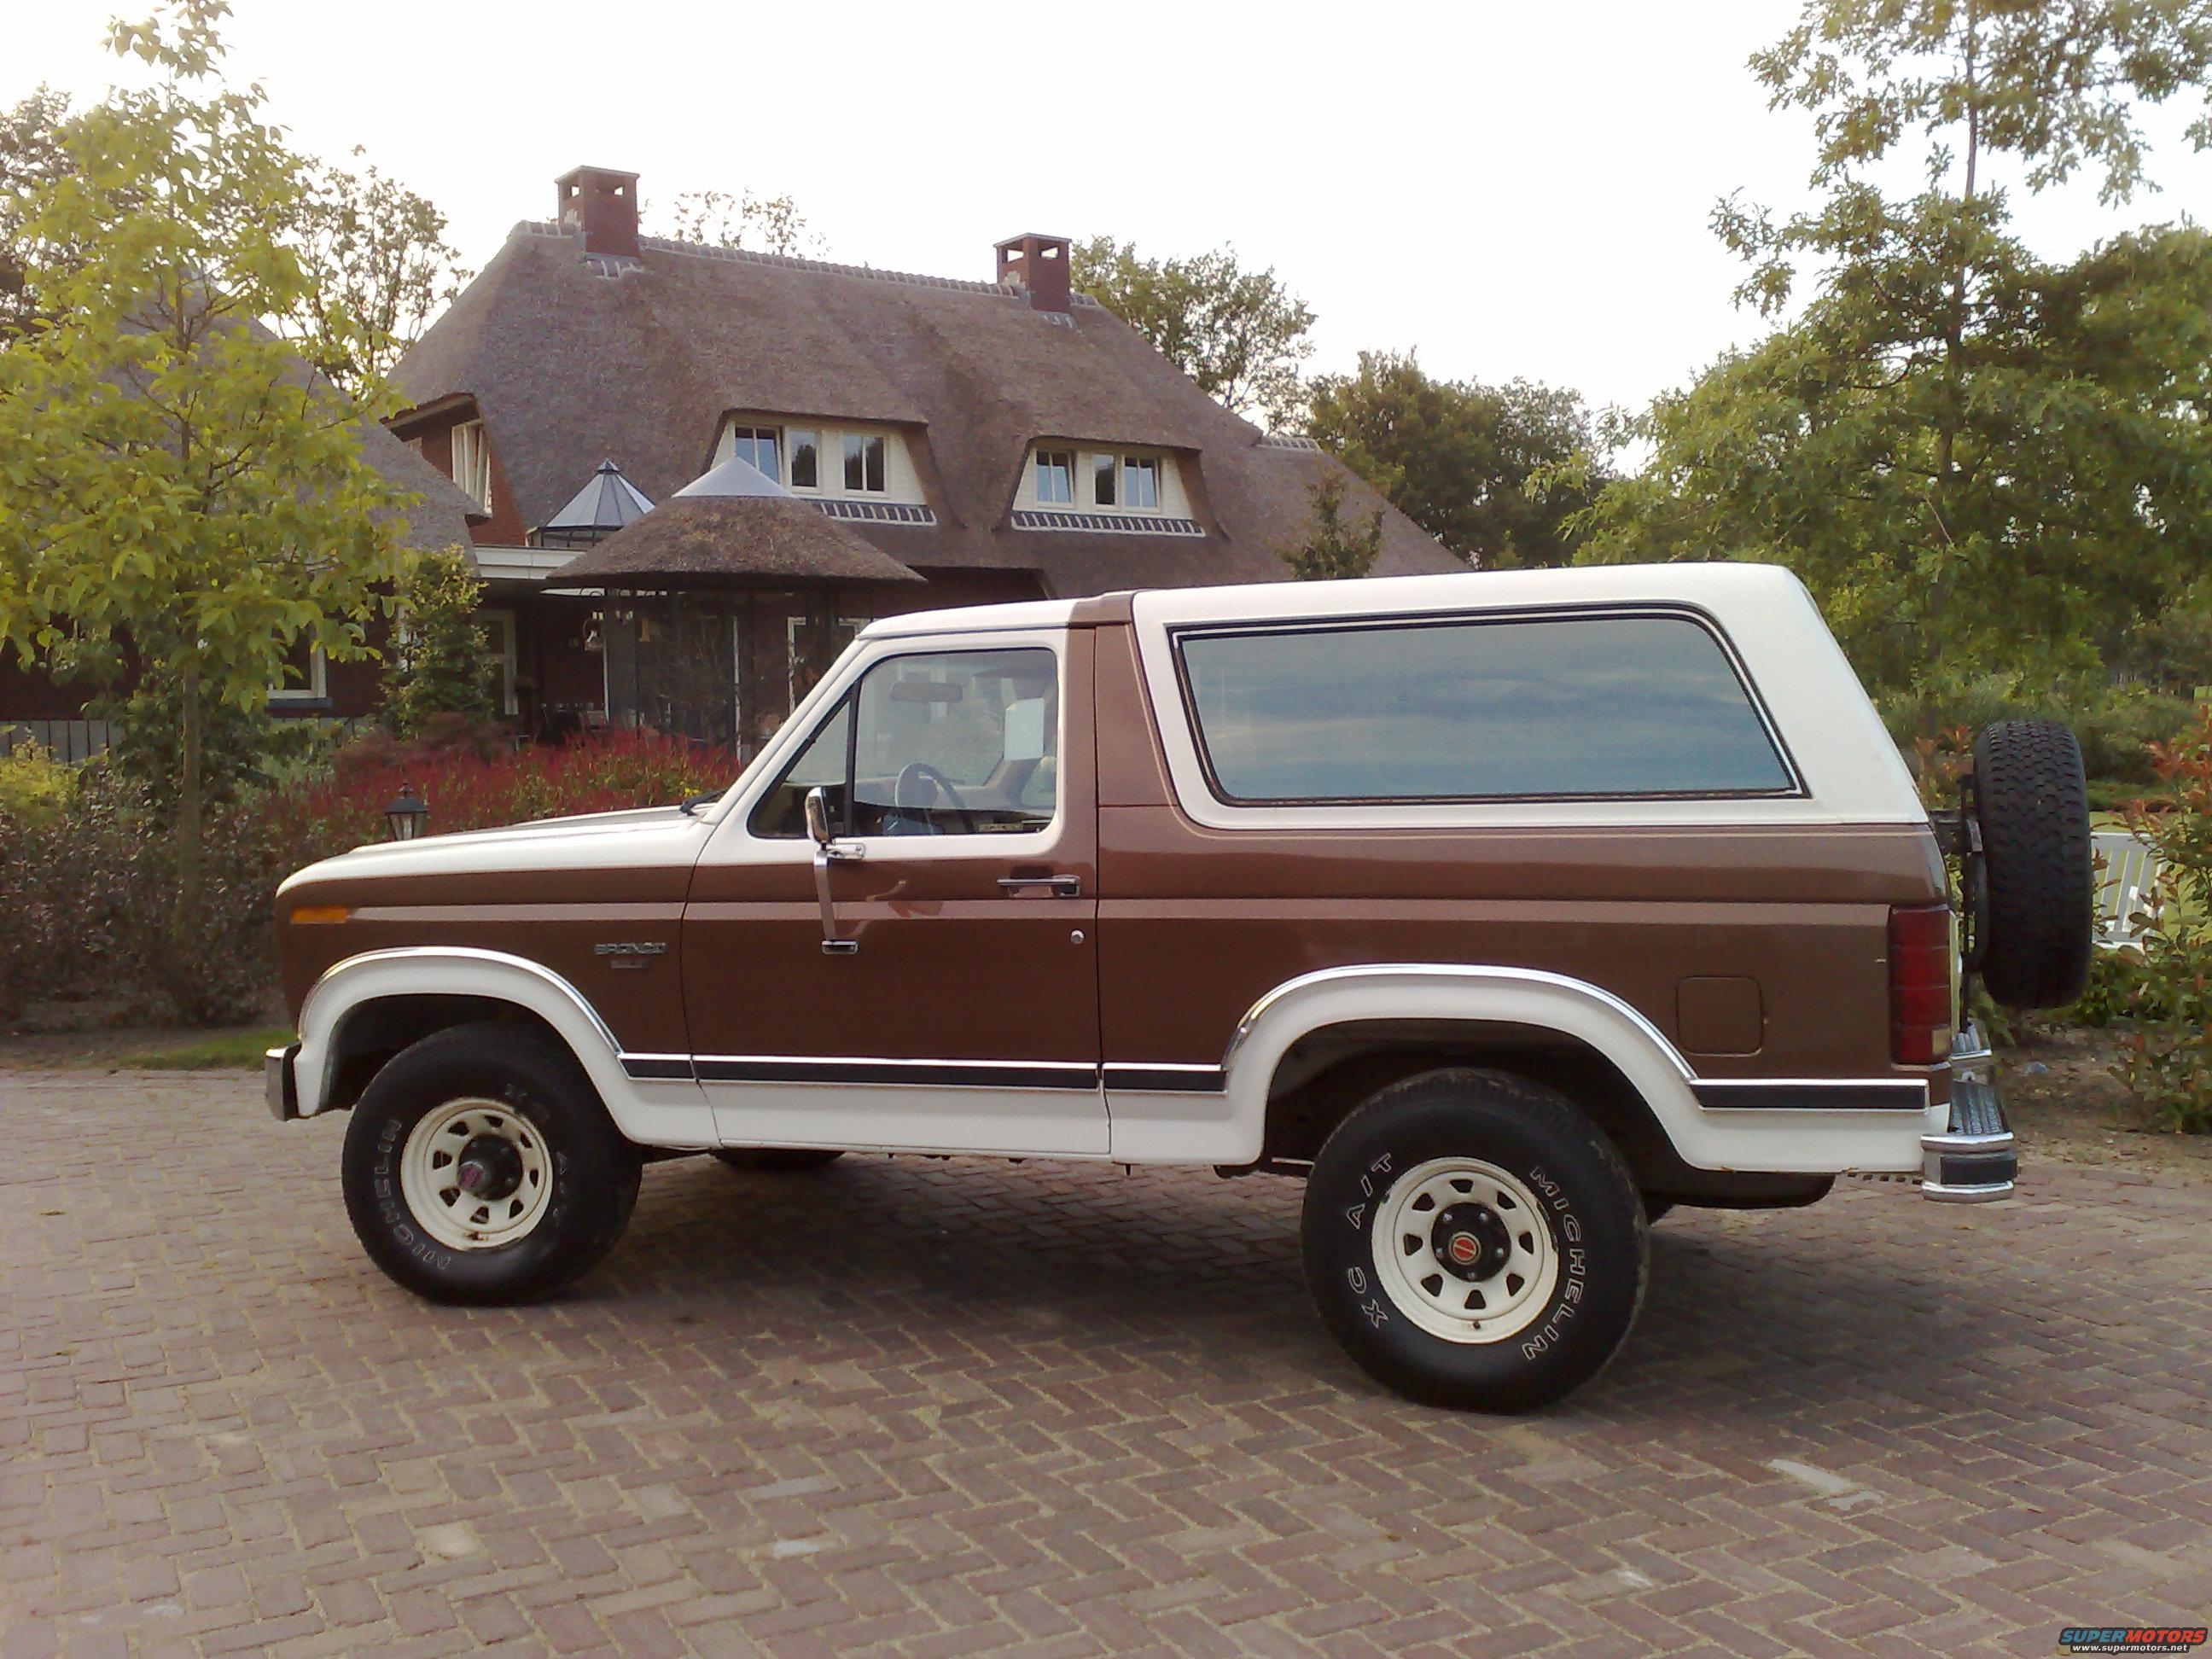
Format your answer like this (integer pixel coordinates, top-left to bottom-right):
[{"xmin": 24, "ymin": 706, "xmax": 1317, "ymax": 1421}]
[{"xmin": 2, "ymin": 1069, "xmax": 2208, "ymax": 1657}]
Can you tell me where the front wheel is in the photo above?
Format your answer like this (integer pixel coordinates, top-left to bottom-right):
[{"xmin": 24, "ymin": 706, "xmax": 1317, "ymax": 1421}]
[
  {"xmin": 341, "ymin": 1022, "xmax": 642, "ymax": 1305},
  {"xmin": 1301, "ymin": 1068, "xmax": 1647, "ymax": 1412}
]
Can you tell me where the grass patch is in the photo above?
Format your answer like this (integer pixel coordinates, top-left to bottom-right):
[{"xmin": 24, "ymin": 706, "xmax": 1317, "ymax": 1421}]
[{"xmin": 122, "ymin": 1027, "xmax": 293, "ymax": 1070}]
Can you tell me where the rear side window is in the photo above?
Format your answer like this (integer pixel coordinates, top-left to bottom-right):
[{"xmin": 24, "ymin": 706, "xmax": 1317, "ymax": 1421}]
[{"xmin": 1175, "ymin": 611, "xmax": 1794, "ymax": 804}]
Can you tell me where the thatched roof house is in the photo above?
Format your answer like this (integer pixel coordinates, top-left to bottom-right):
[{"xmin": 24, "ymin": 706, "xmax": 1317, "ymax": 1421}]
[{"xmin": 377, "ymin": 165, "xmax": 1456, "ymax": 740}]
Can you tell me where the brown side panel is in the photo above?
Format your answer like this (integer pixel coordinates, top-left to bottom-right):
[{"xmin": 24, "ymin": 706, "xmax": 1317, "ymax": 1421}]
[
  {"xmin": 1097, "ymin": 809, "xmax": 1947, "ymax": 1084},
  {"xmin": 276, "ymin": 863, "xmax": 696, "ymax": 1054}
]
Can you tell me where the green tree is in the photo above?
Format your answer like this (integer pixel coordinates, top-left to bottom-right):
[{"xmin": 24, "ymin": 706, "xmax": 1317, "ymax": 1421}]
[
  {"xmin": 656, "ymin": 188, "xmax": 821, "ymax": 256},
  {"xmin": 288, "ymin": 148, "xmax": 470, "ymax": 391},
  {"xmin": 1279, "ymin": 474, "xmax": 1383, "ymax": 581},
  {"xmin": 1306, "ymin": 350, "xmax": 1607, "ymax": 568},
  {"xmin": 1577, "ymin": 0, "xmax": 2212, "ymax": 701},
  {"xmin": 0, "ymin": 86, "xmax": 72, "ymax": 335},
  {"xmin": 384, "ymin": 548, "xmax": 495, "ymax": 736},
  {"xmin": 1071, "ymin": 235, "xmax": 1314, "ymax": 429},
  {"xmin": 3, "ymin": 90, "xmax": 463, "ymax": 382},
  {"xmin": 0, "ymin": 0, "xmax": 413, "ymax": 982}
]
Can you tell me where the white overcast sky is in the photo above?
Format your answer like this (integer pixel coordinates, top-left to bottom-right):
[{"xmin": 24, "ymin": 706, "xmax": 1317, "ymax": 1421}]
[{"xmin": 11, "ymin": 0, "xmax": 2212, "ymax": 423}]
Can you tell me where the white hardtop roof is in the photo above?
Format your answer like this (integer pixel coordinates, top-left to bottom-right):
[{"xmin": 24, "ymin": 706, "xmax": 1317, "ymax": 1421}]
[{"xmin": 857, "ymin": 562, "xmax": 1813, "ymax": 639}]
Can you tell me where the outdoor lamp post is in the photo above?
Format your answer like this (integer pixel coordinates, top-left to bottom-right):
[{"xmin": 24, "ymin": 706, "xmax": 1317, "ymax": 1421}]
[{"xmin": 385, "ymin": 783, "xmax": 428, "ymax": 842}]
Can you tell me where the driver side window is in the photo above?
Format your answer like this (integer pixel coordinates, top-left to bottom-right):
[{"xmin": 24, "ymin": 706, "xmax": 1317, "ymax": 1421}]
[{"xmin": 751, "ymin": 647, "xmax": 1059, "ymax": 838}]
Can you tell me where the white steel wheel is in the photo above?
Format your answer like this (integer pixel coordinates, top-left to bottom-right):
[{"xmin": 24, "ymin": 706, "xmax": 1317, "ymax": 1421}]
[
  {"xmin": 399, "ymin": 1097, "xmax": 554, "ymax": 1251},
  {"xmin": 1373, "ymin": 1156, "xmax": 1560, "ymax": 1344}
]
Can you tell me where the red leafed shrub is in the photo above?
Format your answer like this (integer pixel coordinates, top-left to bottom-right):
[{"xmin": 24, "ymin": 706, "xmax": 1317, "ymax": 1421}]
[
  {"xmin": 265, "ymin": 727, "xmax": 731, "ymax": 855},
  {"xmin": 0, "ymin": 731, "xmax": 736, "ymax": 1027}
]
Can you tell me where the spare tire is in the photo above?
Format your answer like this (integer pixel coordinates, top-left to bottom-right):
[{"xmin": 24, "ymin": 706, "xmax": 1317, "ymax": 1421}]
[{"xmin": 1970, "ymin": 719, "xmax": 2092, "ymax": 1008}]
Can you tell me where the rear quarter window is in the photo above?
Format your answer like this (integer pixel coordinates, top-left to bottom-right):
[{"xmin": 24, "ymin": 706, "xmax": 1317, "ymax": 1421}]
[{"xmin": 1174, "ymin": 610, "xmax": 1795, "ymax": 804}]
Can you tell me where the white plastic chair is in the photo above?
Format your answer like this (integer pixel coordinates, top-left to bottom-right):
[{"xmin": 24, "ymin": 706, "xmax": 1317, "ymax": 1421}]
[{"xmin": 2092, "ymin": 830, "xmax": 2162, "ymax": 950}]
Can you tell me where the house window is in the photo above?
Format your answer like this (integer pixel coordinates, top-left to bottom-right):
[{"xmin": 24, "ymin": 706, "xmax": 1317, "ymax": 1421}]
[
  {"xmin": 842, "ymin": 433, "xmax": 886, "ymax": 493},
  {"xmin": 728, "ymin": 424, "xmax": 781, "ymax": 483},
  {"xmin": 788, "ymin": 428, "xmax": 819, "ymax": 490},
  {"xmin": 480, "ymin": 609, "xmax": 520, "ymax": 717},
  {"xmin": 269, "ymin": 637, "xmax": 328, "ymax": 706},
  {"xmin": 1035, "ymin": 450, "xmax": 1074, "ymax": 504},
  {"xmin": 1122, "ymin": 456, "xmax": 1161, "ymax": 509},
  {"xmin": 451, "ymin": 420, "xmax": 492, "ymax": 512},
  {"xmin": 1091, "ymin": 452, "xmax": 1116, "ymax": 507}
]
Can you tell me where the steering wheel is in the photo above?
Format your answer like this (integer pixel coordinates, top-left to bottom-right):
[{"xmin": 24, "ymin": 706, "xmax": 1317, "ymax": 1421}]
[{"xmin": 891, "ymin": 761, "xmax": 977, "ymax": 835}]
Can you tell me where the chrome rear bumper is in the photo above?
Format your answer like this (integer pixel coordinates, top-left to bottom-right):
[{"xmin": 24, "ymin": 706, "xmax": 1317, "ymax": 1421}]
[{"xmin": 1922, "ymin": 1024, "xmax": 2015, "ymax": 1202}]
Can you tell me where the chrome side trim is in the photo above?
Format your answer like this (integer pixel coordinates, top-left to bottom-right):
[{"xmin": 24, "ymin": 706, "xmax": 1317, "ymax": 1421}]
[
  {"xmin": 1223, "ymin": 963, "xmax": 1699, "ymax": 1081},
  {"xmin": 681, "ymin": 1054, "xmax": 1102, "ymax": 1091},
  {"xmin": 1103, "ymin": 1063, "xmax": 1227, "ymax": 1093},
  {"xmin": 301, "ymin": 946, "xmax": 624, "ymax": 1062},
  {"xmin": 1692, "ymin": 1079, "xmax": 1930, "ymax": 1112}
]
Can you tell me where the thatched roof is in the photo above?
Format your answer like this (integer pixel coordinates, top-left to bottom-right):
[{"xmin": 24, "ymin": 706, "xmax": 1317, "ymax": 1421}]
[
  {"xmin": 550, "ymin": 455, "xmax": 922, "ymax": 588},
  {"xmin": 394, "ymin": 220, "xmax": 1457, "ymax": 595}
]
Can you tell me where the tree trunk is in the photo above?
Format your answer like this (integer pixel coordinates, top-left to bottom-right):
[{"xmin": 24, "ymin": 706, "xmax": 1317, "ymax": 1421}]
[{"xmin": 169, "ymin": 661, "xmax": 205, "ymax": 1015}]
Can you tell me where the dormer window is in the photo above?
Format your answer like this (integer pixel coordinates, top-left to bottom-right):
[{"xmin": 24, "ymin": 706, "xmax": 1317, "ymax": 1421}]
[
  {"xmin": 451, "ymin": 419, "xmax": 492, "ymax": 511},
  {"xmin": 712, "ymin": 414, "xmax": 923, "ymax": 512},
  {"xmin": 1014, "ymin": 443, "xmax": 1198, "ymax": 535},
  {"xmin": 842, "ymin": 434, "xmax": 887, "ymax": 493},
  {"xmin": 1121, "ymin": 456, "xmax": 1161, "ymax": 509},
  {"xmin": 727, "ymin": 424, "xmax": 781, "ymax": 483},
  {"xmin": 1035, "ymin": 450, "xmax": 1074, "ymax": 504}
]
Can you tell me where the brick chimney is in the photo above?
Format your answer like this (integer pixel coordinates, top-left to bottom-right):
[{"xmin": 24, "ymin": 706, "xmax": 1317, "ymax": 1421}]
[
  {"xmin": 995, "ymin": 232, "xmax": 1071, "ymax": 313},
  {"xmin": 557, "ymin": 166, "xmax": 641, "ymax": 259}
]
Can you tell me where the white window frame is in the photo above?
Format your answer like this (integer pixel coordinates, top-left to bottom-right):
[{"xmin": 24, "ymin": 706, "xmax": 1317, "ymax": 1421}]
[
  {"xmin": 841, "ymin": 432, "xmax": 888, "ymax": 494},
  {"xmin": 1121, "ymin": 454, "xmax": 1161, "ymax": 510},
  {"xmin": 1034, "ymin": 449, "xmax": 1075, "ymax": 504},
  {"xmin": 726, "ymin": 422, "xmax": 782, "ymax": 483},
  {"xmin": 269, "ymin": 643, "xmax": 328, "ymax": 705},
  {"xmin": 480, "ymin": 608, "xmax": 521, "ymax": 718},
  {"xmin": 451, "ymin": 420, "xmax": 492, "ymax": 512}
]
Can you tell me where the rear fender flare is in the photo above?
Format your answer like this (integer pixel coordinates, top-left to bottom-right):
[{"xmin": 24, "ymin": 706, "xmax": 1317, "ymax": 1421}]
[{"xmin": 1222, "ymin": 964, "xmax": 1704, "ymax": 1163}]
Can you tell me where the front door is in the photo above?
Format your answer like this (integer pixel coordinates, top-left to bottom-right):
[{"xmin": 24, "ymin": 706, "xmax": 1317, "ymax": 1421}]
[{"xmin": 682, "ymin": 628, "xmax": 1104, "ymax": 1154}]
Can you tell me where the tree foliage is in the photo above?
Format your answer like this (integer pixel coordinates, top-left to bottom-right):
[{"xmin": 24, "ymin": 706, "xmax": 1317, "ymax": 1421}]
[
  {"xmin": 656, "ymin": 188, "xmax": 822, "ymax": 256},
  {"xmin": 385, "ymin": 548, "xmax": 495, "ymax": 736},
  {"xmin": 1071, "ymin": 235, "xmax": 1314, "ymax": 430},
  {"xmin": 3, "ymin": 87, "xmax": 462, "ymax": 382},
  {"xmin": 1576, "ymin": 0, "xmax": 2212, "ymax": 701},
  {"xmin": 0, "ymin": 0, "xmax": 414, "ymax": 969},
  {"xmin": 0, "ymin": 86, "xmax": 72, "ymax": 336},
  {"xmin": 1306, "ymin": 350, "xmax": 1607, "ymax": 568},
  {"xmin": 287, "ymin": 148, "xmax": 469, "ymax": 391},
  {"xmin": 1279, "ymin": 474, "xmax": 1383, "ymax": 581}
]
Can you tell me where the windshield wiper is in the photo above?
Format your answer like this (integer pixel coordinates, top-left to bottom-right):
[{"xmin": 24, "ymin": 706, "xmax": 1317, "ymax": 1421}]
[{"xmin": 679, "ymin": 789, "xmax": 723, "ymax": 817}]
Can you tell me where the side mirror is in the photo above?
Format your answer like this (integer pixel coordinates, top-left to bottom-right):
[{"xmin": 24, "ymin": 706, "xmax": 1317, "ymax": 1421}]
[{"xmin": 804, "ymin": 785, "xmax": 834, "ymax": 848}]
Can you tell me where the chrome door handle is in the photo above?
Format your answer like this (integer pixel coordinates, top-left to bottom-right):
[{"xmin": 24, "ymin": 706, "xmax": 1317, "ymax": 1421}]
[{"xmin": 998, "ymin": 874, "xmax": 1080, "ymax": 898}]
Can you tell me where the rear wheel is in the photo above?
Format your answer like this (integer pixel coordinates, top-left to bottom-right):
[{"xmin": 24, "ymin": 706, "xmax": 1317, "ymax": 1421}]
[
  {"xmin": 713, "ymin": 1147, "xmax": 845, "ymax": 1173},
  {"xmin": 341, "ymin": 1022, "xmax": 642, "ymax": 1305},
  {"xmin": 1301, "ymin": 1068, "xmax": 1646, "ymax": 1412}
]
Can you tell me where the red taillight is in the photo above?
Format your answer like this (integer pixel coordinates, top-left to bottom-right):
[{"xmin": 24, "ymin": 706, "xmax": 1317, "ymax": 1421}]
[{"xmin": 1889, "ymin": 905, "xmax": 1956, "ymax": 1066}]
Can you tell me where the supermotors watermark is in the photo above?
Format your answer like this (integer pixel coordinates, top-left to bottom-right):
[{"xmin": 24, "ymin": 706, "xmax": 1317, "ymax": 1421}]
[{"xmin": 2058, "ymin": 1629, "xmax": 2208, "ymax": 1656}]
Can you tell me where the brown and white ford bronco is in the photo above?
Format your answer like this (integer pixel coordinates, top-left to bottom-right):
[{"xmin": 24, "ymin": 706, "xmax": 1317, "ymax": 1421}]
[{"xmin": 268, "ymin": 564, "xmax": 2091, "ymax": 1412}]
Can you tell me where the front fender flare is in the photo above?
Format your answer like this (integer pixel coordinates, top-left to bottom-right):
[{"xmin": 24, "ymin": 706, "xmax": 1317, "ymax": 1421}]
[{"xmin": 294, "ymin": 946, "xmax": 703, "ymax": 1145}]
